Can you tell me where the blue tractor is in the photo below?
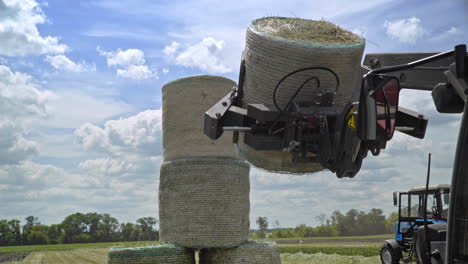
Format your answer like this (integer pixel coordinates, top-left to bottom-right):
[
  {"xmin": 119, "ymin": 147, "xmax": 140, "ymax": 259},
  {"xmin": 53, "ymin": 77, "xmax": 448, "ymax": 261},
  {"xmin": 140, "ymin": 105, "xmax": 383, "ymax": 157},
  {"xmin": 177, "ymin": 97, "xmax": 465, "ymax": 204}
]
[{"xmin": 380, "ymin": 184, "xmax": 451, "ymax": 264}]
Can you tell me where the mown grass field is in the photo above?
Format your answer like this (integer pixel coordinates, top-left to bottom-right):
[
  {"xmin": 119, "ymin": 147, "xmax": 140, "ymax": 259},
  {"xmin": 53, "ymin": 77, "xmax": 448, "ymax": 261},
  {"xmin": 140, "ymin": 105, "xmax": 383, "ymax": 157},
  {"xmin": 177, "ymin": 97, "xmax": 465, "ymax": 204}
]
[{"xmin": 0, "ymin": 236, "xmax": 389, "ymax": 263}]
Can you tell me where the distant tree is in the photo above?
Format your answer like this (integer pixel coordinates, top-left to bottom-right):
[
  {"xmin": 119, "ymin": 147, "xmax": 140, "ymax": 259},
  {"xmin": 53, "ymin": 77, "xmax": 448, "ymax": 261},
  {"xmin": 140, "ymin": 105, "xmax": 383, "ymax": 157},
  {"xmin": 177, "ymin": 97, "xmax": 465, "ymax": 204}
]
[
  {"xmin": 120, "ymin": 223, "xmax": 136, "ymax": 241},
  {"xmin": 315, "ymin": 214, "xmax": 327, "ymax": 226},
  {"xmin": 272, "ymin": 220, "xmax": 281, "ymax": 229},
  {"xmin": 26, "ymin": 231, "xmax": 49, "ymax": 245},
  {"xmin": 97, "ymin": 214, "xmax": 119, "ymax": 242},
  {"xmin": 25, "ymin": 216, "xmax": 40, "ymax": 227},
  {"xmin": 61, "ymin": 213, "xmax": 88, "ymax": 243},
  {"xmin": 256, "ymin": 217, "xmax": 268, "ymax": 238},
  {"xmin": 8, "ymin": 220, "xmax": 22, "ymax": 245},
  {"xmin": 0, "ymin": 220, "xmax": 12, "ymax": 246},
  {"xmin": 47, "ymin": 224, "xmax": 63, "ymax": 244},
  {"xmin": 23, "ymin": 216, "xmax": 41, "ymax": 245},
  {"xmin": 294, "ymin": 224, "xmax": 308, "ymax": 238},
  {"xmin": 386, "ymin": 212, "xmax": 398, "ymax": 233},
  {"xmin": 137, "ymin": 217, "xmax": 158, "ymax": 241}
]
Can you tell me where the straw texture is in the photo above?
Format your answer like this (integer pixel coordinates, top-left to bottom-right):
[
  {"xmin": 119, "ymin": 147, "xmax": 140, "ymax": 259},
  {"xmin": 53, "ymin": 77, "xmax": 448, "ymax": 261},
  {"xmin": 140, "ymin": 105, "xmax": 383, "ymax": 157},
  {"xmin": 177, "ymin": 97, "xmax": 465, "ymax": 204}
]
[
  {"xmin": 108, "ymin": 244, "xmax": 195, "ymax": 264},
  {"xmin": 199, "ymin": 242, "xmax": 281, "ymax": 264},
  {"xmin": 238, "ymin": 17, "xmax": 365, "ymax": 173},
  {"xmin": 162, "ymin": 75, "xmax": 238, "ymax": 162},
  {"xmin": 159, "ymin": 158, "xmax": 250, "ymax": 248}
]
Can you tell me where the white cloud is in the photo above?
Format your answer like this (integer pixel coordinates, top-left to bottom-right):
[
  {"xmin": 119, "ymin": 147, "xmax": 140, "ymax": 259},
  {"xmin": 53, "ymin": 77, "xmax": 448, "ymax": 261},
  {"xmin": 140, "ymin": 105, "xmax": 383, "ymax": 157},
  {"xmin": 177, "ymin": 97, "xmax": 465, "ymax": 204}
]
[
  {"xmin": 164, "ymin": 37, "xmax": 231, "ymax": 74},
  {"xmin": 97, "ymin": 47, "xmax": 155, "ymax": 79},
  {"xmin": 116, "ymin": 64, "xmax": 154, "ymax": 80},
  {"xmin": 162, "ymin": 68, "xmax": 169, "ymax": 74},
  {"xmin": 45, "ymin": 55, "xmax": 95, "ymax": 72},
  {"xmin": 431, "ymin": 26, "xmax": 466, "ymax": 42},
  {"xmin": 98, "ymin": 47, "xmax": 146, "ymax": 67},
  {"xmin": 40, "ymin": 89, "xmax": 132, "ymax": 129},
  {"xmin": 0, "ymin": 0, "xmax": 68, "ymax": 56},
  {"xmin": 0, "ymin": 65, "xmax": 53, "ymax": 164},
  {"xmin": 384, "ymin": 17, "xmax": 427, "ymax": 44},
  {"xmin": 0, "ymin": 160, "xmax": 158, "ymax": 225},
  {"xmin": 75, "ymin": 109, "xmax": 163, "ymax": 156},
  {"xmin": 163, "ymin": 41, "xmax": 180, "ymax": 56}
]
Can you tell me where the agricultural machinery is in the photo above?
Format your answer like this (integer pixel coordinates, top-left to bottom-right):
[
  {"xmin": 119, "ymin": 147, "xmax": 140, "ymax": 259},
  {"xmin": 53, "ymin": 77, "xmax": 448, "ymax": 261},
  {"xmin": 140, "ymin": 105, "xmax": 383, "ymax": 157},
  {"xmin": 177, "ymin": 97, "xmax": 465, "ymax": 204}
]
[
  {"xmin": 204, "ymin": 44, "xmax": 468, "ymax": 263},
  {"xmin": 381, "ymin": 184, "xmax": 451, "ymax": 264}
]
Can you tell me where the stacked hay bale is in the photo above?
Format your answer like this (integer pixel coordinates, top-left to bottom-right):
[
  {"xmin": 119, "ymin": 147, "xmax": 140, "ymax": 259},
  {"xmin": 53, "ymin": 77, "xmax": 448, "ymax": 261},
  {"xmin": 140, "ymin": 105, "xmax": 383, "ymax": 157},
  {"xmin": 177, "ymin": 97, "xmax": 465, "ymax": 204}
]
[
  {"xmin": 238, "ymin": 17, "xmax": 365, "ymax": 174},
  {"xmin": 199, "ymin": 242, "xmax": 281, "ymax": 264},
  {"xmin": 108, "ymin": 245, "xmax": 195, "ymax": 264},
  {"xmin": 159, "ymin": 75, "xmax": 251, "ymax": 248}
]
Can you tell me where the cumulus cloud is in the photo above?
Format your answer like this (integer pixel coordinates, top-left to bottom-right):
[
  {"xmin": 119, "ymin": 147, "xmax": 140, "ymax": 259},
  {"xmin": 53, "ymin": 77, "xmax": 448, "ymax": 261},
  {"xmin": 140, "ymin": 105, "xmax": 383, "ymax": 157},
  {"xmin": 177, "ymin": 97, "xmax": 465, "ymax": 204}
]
[
  {"xmin": 384, "ymin": 17, "xmax": 427, "ymax": 44},
  {"xmin": 431, "ymin": 26, "xmax": 466, "ymax": 42},
  {"xmin": 164, "ymin": 37, "xmax": 231, "ymax": 74},
  {"xmin": 0, "ymin": 160, "xmax": 158, "ymax": 224},
  {"xmin": 0, "ymin": 0, "xmax": 68, "ymax": 56},
  {"xmin": 163, "ymin": 41, "xmax": 180, "ymax": 56},
  {"xmin": 97, "ymin": 48, "xmax": 145, "ymax": 67},
  {"xmin": 97, "ymin": 47, "xmax": 155, "ymax": 79},
  {"xmin": 116, "ymin": 64, "xmax": 153, "ymax": 79},
  {"xmin": 45, "ymin": 55, "xmax": 95, "ymax": 72},
  {"xmin": 0, "ymin": 65, "xmax": 53, "ymax": 164},
  {"xmin": 75, "ymin": 109, "xmax": 163, "ymax": 157}
]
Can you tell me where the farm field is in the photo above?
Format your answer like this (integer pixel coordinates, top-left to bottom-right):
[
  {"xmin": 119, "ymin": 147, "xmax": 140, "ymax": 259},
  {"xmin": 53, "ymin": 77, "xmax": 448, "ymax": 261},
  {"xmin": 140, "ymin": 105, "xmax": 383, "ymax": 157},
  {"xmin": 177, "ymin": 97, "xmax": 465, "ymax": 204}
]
[{"xmin": 0, "ymin": 236, "xmax": 391, "ymax": 264}]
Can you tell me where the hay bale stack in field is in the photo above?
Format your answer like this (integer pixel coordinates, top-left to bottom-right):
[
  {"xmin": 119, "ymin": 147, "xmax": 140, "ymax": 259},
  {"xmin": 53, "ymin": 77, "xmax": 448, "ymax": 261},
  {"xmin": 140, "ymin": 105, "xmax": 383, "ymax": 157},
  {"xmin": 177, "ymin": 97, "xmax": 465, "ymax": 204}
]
[
  {"xmin": 159, "ymin": 75, "xmax": 251, "ymax": 248},
  {"xmin": 162, "ymin": 75, "xmax": 238, "ymax": 162},
  {"xmin": 238, "ymin": 17, "xmax": 365, "ymax": 173},
  {"xmin": 159, "ymin": 158, "xmax": 250, "ymax": 248},
  {"xmin": 108, "ymin": 244, "xmax": 195, "ymax": 264},
  {"xmin": 199, "ymin": 242, "xmax": 281, "ymax": 264}
]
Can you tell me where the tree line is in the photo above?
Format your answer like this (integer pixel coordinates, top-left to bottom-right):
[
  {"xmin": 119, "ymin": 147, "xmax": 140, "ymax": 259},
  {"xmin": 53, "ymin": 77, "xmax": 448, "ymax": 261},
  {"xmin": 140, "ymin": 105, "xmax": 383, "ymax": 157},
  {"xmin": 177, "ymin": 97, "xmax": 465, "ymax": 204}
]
[
  {"xmin": 256, "ymin": 208, "xmax": 398, "ymax": 238},
  {"xmin": 0, "ymin": 213, "xmax": 158, "ymax": 246}
]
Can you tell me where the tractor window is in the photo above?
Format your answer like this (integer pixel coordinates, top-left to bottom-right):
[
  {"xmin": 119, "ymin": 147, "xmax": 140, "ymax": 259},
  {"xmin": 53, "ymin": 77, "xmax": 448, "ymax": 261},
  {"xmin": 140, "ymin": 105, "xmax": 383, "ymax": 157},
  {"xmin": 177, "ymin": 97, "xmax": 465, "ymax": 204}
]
[
  {"xmin": 400, "ymin": 194, "xmax": 409, "ymax": 217},
  {"xmin": 425, "ymin": 193, "xmax": 438, "ymax": 218},
  {"xmin": 442, "ymin": 192, "xmax": 450, "ymax": 219},
  {"xmin": 409, "ymin": 194, "xmax": 421, "ymax": 218}
]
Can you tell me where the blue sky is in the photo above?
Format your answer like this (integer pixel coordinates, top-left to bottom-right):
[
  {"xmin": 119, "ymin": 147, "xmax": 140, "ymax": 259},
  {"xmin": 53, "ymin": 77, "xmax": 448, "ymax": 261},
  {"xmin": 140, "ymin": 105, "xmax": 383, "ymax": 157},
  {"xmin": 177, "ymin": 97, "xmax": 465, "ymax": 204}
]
[{"xmin": 0, "ymin": 0, "xmax": 467, "ymax": 227}]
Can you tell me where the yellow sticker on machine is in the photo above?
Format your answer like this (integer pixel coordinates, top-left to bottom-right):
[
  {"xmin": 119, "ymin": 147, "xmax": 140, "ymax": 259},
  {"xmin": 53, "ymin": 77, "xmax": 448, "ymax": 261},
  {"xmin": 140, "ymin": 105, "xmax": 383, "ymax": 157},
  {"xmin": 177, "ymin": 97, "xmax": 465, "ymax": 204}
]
[{"xmin": 347, "ymin": 107, "xmax": 356, "ymax": 129}]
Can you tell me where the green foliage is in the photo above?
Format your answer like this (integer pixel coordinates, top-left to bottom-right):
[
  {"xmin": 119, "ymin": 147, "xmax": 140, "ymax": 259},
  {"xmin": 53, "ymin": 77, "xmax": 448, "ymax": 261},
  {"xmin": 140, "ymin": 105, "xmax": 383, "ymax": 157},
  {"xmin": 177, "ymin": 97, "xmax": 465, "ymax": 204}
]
[
  {"xmin": 270, "ymin": 208, "xmax": 394, "ymax": 239},
  {"xmin": 0, "ymin": 213, "xmax": 159, "ymax": 246},
  {"xmin": 26, "ymin": 231, "xmax": 49, "ymax": 245},
  {"xmin": 256, "ymin": 216, "xmax": 268, "ymax": 238}
]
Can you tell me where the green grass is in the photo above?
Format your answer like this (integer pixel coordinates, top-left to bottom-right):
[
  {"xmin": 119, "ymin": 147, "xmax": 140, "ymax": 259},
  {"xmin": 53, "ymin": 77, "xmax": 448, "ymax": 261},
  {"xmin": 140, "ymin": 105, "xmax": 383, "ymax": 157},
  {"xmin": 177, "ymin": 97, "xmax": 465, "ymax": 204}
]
[
  {"xmin": 0, "ymin": 240, "xmax": 388, "ymax": 264},
  {"xmin": 278, "ymin": 244, "xmax": 381, "ymax": 257},
  {"xmin": 0, "ymin": 241, "xmax": 159, "ymax": 253},
  {"xmin": 281, "ymin": 252, "xmax": 380, "ymax": 264},
  {"xmin": 271, "ymin": 234, "xmax": 392, "ymax": 241}
]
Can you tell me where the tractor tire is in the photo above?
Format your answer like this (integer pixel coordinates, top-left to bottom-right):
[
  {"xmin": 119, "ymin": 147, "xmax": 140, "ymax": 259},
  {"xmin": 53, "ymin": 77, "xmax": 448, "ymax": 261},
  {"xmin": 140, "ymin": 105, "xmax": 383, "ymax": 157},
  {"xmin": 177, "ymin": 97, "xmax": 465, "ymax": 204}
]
[{"xmin": 380, "ymin": 243, "xmax": 400, "ymax": 264}]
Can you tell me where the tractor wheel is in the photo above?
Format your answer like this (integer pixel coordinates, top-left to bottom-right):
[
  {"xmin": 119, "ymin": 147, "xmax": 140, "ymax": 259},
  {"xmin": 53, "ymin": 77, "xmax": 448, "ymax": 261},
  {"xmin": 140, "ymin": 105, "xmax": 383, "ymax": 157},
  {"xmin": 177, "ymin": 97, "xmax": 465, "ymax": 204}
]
[{"xmin": 380, "ymin": 243, "xmax": 400, "ymax": 264}]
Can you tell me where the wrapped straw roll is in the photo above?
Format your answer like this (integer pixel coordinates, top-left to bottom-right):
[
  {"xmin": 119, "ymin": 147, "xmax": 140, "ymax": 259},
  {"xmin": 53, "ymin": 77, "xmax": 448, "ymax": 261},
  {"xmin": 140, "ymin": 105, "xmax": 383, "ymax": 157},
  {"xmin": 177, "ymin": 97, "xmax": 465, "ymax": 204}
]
[
  {"xmin": 162, "ymin": 75, "xmax": 238, "ymax": 162},
  {"xmin": 159, "ymin": 158, "xmax": 250, "ymax": 248},
  {"xmin": 238, "ymin": 17, "xmax": 365, "ymax": 173},
  {"xmin": 199, "ymin": 242, "xmax": 281, "ymax": 264},
  {"xmin": 108, "ymin": 244, "xmax": 195, "ymax": 264}
]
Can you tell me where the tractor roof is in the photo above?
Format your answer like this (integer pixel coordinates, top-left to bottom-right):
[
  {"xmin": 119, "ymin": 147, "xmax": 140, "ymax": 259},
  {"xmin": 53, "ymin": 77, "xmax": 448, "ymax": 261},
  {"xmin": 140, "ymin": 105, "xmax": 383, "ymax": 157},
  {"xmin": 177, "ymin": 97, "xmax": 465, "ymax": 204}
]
[{"xmin": 408, "ymin": 184, "xmax": 451, "ymax": 193}]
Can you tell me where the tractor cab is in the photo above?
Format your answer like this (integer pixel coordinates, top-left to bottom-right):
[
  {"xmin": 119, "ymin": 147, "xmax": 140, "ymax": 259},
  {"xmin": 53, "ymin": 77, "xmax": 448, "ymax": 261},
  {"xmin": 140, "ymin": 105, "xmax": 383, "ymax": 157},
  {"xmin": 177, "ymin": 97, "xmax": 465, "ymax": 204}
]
[
  {"xmin": 381, "ymin": 184, "xmax": 450, "ymax": 264},
  {"xmin": 395, "ymin": 184, "xmax": 451, "ymax": 242}
]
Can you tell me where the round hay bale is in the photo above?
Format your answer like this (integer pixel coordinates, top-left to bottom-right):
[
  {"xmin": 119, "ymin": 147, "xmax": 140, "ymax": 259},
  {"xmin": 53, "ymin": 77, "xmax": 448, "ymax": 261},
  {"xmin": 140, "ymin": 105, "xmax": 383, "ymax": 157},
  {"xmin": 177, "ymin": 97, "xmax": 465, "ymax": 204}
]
[
  {"xmin": 108, "ymin": 244, "xmax": 195, "ymax": 264},
  {"xmin": 199, "ymin": 242, "xmax": 281, "ymax": 264},
  {"xmin": 238, "ymin": 17, "xmax": 365, "ymax": 174},
  {"xmin": 162, "ymin": 75, "xmax": 238, "ymax": 162},
  {"xmin": 159, "ymin": 158, "xmax": 250, "ymax": 248}
]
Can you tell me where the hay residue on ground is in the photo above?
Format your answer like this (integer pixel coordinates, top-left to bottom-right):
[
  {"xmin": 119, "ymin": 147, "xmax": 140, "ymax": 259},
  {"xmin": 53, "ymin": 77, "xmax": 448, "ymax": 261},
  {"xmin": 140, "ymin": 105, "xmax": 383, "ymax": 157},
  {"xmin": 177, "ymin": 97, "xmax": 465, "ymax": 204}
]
[{"xmin": 253, "ymin": 17, "xmax": 362, "ymax": 45}]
